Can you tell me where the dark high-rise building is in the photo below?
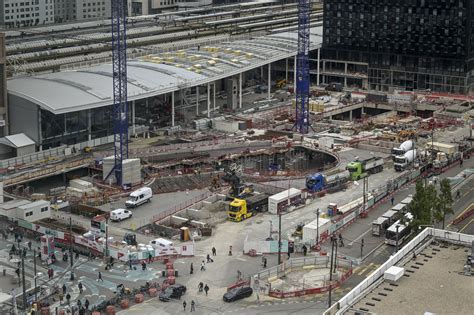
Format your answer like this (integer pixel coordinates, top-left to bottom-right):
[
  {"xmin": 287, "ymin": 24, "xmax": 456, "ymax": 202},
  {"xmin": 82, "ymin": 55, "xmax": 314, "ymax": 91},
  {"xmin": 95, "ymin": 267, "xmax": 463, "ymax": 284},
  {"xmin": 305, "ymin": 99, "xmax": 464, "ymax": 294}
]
[{"xmin": 321, "ymin": 0, "xmax": 474, "ymax": 94}]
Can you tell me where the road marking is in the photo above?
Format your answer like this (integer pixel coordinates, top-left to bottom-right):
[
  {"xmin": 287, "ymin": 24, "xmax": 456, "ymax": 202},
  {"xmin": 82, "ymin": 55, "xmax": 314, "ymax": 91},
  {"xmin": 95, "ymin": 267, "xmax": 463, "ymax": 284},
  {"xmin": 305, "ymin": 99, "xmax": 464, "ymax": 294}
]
[
  {"xmin": 236, "ymin": 257, "xmax": 247, "ymax": 262},
  {"xmin": 447, "ymin": 202, "xmax": 474, "ymax": 228},
  {"xmin": 349, "ymin": 227, "xmax": 372, "ymax": 246},
  {"xmin": 357, "ymin": 262, "xmax": 374, "ymax": 276},
  {"xmin": 459, "ymin": 218, "xmax": 474, "ymax": 233}
]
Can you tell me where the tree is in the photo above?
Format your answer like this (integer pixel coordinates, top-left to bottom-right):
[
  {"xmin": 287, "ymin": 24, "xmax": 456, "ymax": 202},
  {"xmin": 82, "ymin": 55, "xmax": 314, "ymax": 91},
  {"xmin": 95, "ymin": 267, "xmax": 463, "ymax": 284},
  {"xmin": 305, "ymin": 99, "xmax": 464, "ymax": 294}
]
[
  {"xmin": 434, "ymin": 178, "xmax": 454, "ymax": 229},
  {"xmin": 409, "ymin": 180, "xmax": 438, "ymax": 231}
]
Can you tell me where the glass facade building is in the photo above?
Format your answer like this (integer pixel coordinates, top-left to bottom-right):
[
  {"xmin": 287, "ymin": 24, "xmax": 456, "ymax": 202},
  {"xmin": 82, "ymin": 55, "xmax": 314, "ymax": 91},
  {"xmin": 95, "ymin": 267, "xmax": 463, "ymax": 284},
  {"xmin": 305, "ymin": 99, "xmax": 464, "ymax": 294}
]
[{"xmin": 321, "ymin": 0, "xmax": 474, "ymax": 94}]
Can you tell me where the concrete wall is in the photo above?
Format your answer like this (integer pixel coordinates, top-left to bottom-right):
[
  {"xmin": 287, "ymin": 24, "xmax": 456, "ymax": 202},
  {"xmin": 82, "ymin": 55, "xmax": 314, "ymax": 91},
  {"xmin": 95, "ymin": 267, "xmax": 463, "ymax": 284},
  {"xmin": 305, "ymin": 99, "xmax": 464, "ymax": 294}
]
[
  {"xmin": 8, "ymin": 95, "xmax": 39, "ymax": 143},
  {"xmin": 16, "ymin": 144, "xmax": 35, "ymax": 156}
]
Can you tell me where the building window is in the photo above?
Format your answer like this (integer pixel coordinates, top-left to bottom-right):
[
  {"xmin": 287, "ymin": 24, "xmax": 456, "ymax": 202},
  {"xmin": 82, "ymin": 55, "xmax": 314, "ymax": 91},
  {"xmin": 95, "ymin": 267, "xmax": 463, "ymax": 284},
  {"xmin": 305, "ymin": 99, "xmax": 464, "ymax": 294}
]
[
  {"xmin": 41, "ymin": 207, "xmax": 48, "ymax": 212},
  {"xmin": 26, "ymin": 211, "xmax": 33, "ymax": 217}
]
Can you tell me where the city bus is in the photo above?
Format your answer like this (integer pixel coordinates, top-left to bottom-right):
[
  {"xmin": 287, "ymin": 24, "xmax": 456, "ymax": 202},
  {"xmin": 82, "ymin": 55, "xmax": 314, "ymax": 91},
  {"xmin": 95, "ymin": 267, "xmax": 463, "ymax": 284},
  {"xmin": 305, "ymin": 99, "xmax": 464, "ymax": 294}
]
[{"xmin": 385, "ymin": 213, "xmax": 413, "ymax": 246}]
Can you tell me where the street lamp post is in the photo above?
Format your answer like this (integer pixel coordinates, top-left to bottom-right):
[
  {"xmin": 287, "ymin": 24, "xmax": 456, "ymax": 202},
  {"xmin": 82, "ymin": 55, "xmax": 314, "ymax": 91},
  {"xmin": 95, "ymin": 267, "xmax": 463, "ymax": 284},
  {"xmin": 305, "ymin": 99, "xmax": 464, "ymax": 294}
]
[
  {"xmin": 395, "ymin": 225, "xmax": 400, "ymax": 253},
  {"xmin": 315, "ymin": 208, "xmax": 320, "ymax": 245}
]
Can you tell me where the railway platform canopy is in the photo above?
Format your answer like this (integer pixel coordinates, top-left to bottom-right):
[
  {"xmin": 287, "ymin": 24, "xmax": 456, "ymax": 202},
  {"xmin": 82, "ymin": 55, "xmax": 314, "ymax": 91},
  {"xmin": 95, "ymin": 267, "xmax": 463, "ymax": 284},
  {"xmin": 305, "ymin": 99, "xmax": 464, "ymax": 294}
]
[{"xmin": 7, "ymin": 27, "xmax": 322, "ymax": 115}]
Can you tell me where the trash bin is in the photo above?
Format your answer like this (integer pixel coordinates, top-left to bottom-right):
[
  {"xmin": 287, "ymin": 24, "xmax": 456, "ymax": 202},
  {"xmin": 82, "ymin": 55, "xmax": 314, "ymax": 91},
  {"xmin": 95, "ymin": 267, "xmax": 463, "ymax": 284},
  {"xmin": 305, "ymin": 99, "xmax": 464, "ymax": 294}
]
[{"xmin": 174, "ymin": 270, "xmax": 178, "ymax": 277}]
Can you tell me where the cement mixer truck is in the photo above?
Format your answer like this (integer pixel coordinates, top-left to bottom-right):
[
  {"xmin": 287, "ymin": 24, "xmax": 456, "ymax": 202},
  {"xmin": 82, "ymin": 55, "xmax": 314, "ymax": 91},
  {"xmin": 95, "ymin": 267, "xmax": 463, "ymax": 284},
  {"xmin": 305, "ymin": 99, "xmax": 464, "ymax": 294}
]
[
  {"xmin": 392, "ymin": 140, "xmax": 414, "ymax": 161},
  {"xmin": 394, "ymin": 149, "xmax": 416, "ymax": 172}
]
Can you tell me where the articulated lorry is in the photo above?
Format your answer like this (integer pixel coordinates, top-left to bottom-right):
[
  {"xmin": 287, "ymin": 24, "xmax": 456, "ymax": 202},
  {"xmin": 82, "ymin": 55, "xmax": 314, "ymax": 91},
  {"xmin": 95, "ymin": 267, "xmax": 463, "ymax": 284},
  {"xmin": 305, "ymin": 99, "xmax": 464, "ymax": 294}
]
[
  {"xmin": 346, "ymin": 157, "xmax": 384, "ymax": 180},
  {"xmin": 227, "ymin": 193, "xmax": 268, "ymax": 222},
  {"xmin": 305, "ymin": 170, "xmax": 350, "ymax": 193},
  {"xmin": 392, "ymin": 140, "xmax": 414, "ymax": 161},
  {"xmin": 394, "ymin": 149, "xmax": 416, "ymax": 172}
]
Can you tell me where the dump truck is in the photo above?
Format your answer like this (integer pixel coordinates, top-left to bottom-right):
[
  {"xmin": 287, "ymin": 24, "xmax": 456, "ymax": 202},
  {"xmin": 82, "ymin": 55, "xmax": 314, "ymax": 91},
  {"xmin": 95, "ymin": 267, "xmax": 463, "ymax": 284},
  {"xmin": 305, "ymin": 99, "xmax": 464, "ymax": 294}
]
[
  {"xmin": 305, "ymin": 170, "xmax": 350, "ymax": 193},
  {"xmin": 227, "ymin": 193, "xmax": 268, "ymax": 222},
  {"xmin": 392, "ymin": 140, "xmax": 414, "ymax": 160},
  {"xmin": 346, "ymin": 157, "xmax": 384, "ymax": 180},
  {"xmin": 394, "ymin": 149, "xmax": 416, "ymax": 172}
]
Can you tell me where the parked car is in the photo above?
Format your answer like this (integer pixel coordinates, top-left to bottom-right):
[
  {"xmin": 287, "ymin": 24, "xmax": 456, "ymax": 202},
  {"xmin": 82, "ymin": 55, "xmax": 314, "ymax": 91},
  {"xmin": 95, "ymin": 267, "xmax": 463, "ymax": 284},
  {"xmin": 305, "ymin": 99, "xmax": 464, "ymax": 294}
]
[
  {"xmin": 159, "ymin": 284, "xmax": 187, "ymax": 302},
  {"xmin": 223, "ymin": 286, "xmax": 253, "ymax": 302}
]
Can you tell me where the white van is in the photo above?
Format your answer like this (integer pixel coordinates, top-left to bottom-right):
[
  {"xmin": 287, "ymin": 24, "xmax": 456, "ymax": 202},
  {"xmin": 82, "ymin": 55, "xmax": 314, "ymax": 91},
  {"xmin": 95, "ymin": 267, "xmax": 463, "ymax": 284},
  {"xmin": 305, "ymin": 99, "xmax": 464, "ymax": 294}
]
[
  {"xmin": 110, "ymin": 208, "xmax": 132, "ymax": 222},
  {"xmin": 125, "ymin": 187, "xmax": 152, "ymax": 208},
  {"xmin": 149, "ymin": 238, "xmax": 174, "ymax": 252}
]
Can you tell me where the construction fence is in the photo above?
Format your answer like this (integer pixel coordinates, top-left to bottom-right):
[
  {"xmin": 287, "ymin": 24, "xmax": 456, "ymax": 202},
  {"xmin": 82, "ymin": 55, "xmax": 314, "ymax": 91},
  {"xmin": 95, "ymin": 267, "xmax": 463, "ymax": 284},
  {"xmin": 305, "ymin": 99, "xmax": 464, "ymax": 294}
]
[{"xmin": 250, "ymin": 256, "xmax": 353, "ymax": 298}]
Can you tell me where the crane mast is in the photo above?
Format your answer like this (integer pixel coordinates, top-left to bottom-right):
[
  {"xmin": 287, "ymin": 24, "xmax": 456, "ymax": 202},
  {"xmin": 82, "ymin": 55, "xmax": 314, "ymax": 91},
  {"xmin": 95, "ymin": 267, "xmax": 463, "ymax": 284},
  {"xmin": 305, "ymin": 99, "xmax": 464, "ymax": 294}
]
[
  {"xmin": 111, "ymin": 0, "xmax": 128, "ymax": 185},
  {"xmin": 294, "ymin": 0, "xmax": 311, "ymax": 134}
]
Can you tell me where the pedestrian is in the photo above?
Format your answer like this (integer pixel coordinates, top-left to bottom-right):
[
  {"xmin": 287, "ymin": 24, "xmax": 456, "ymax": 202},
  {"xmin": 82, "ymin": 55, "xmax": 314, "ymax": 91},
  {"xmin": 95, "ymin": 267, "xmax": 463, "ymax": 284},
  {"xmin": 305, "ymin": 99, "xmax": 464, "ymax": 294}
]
[
  {"xmin": 191, "ymin": 300, "xmax": 195, "ymax": 312},
  {"xmin": 339, "ymin": 234, "xmax": 344, "ymax": 247},
  {"xmin": 141, "ymin": 261, "xmax": 146, "ymax": 271},
  {"xmin": 97, "ymin": 271, "xmax": 103, "ymax": 282},
  {"xmin": 198, "ymin": 282, "xmax": 203, "ymax": 292},
  {"xmin": 78, "ymin": 282, "xmax": 83, "ymax": 294},
  {"xmin": 148, "ymin": 253, "xmax": 153, "ymax": 264},
  {"xmin": 237, "ymin": 270, "xmax": 242, "ymax": 281},
  {"xmin": 75, "ymin": 251, "xmax": 80, "ymax": 260},
  {"xmin": 66, "ymin": 293, "xmax": 71, "ymax": 306},
  {"xmin": 27, "ymin": 241, "xmax": 32, "ymax": 250},
  {"xmin": 287, "ymin": 252, "xmax": 291, "ymax": 259},
  {"xmin": 456, "ymin": 190, "xmax": 461, "ymax": 199},
  {"xmin": 84, "ymin": 299, "xmax": 89, "ymax": 310},
  {"xmin": 200, "ymin": 260, "xmax": 205, "ymax": 271},
  {"xmin": 59, "ymin": 293, "xmax": 64, "ymax": 305},
  {"xmin": 77, "ymin": 299, "xmax": 82, "ymax": 310},
  {"xmin": 228, "ymin": 245, "xmax": 232, "ymax": 256},
  {"xmin": 206, "ymin": 254, "xmax": 213, "ymax": 263},
  {"xmin": 62, "ymin": 283, "xmax": 67, "ymax": 295},
  {"xmin": 48, "ymin": 268, "xmax": 53, "ymax": 279},
  {"xmin": 204, "ymin": 284, "xmax": 209, "ymax": 296},
  {"xmin": 79, "ymin": 307, "xmax": 85, "ymax": 315},
  {"xmin": 413, "ymin": 252, "xmax": 417, "ymax": 260},
  {"xmin": 70, "ymin": 271, "xmax": 75, "ymax": 281},
  {"xmin": 263, "ymin": 257, "xmax": 267, "ymax": 268},
  {"xmin": 212, "ymin": 247, "xmax": 216, "ymax": 256},
  {"xmin": 391, "ymin": 196, "xmax": 394, "ymax": 206},
  {"xmin": 88, "ymin": 251, "xmax": 92, "ymax": 261},
  {"xmin": 460, "ymin": 158, "xmax": 463, "ymax": 168},
  {"xmin": 183, "ymin": 300, "xmax": 187, "ymax": 311},
  {"xmin": 190, "ymin": 263, "xmax": 194, "ymax": 274}
]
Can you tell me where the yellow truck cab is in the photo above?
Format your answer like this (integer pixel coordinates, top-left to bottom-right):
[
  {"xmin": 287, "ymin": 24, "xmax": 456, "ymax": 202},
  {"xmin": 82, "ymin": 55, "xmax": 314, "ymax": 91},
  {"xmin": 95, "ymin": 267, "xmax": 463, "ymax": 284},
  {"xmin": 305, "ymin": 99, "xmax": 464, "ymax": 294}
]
[
  {"xmin": 228, "ymin": 193, "xmax": 268, "ymax": 222},
  {"xmin": 228, "ymin": 198, "xmax": 253, "ymax": 222}
]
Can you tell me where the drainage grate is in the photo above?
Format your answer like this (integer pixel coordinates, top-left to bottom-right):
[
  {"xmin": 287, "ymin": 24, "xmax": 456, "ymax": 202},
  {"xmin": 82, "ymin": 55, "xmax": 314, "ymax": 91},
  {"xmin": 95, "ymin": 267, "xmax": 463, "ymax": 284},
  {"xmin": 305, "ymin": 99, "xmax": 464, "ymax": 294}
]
[
  {"xmin": 411, "ymin": 265, "xmax": 420, "ymax": 269},
  {"xmin": 384, "ymin": 288, "xmax": 393, "ymax": 291},
  {"xmin": 366, "ymin": 302, "xmax": 376, "ymax": 306},
  {"xmin": 415, "ymin": 262, "xmax": 424, "ymax": 266},
  {"xmin": 372, "ymin": 297, "xmax": 382, "ymax": 302},
  {"xmin": 406, "ymin": 269, "xmax": 415, "ymax": 273},
  {"xmin": 389, "ymin": 283, "xmax": 398, "ymax": 287},
  {"xmin": 378, "ymin": 292, "xmax": 388, "ymax": 296}
]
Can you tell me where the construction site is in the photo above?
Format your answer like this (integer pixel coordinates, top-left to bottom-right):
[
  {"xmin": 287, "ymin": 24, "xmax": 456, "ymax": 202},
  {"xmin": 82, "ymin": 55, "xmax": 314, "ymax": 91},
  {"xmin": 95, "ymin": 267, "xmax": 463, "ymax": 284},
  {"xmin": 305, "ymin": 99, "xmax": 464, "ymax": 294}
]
[{"xmin": 0, "ymin": 1, "xmax": 473, "ymax": 315}]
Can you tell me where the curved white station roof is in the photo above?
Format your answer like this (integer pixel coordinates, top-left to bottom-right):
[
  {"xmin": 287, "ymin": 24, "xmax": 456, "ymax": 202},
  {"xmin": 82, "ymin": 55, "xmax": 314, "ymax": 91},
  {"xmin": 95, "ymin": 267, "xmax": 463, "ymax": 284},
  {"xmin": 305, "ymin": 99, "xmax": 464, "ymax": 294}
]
[{"xmin": 8, "ymin": 27, "xmax": 323, "ymax": 115}]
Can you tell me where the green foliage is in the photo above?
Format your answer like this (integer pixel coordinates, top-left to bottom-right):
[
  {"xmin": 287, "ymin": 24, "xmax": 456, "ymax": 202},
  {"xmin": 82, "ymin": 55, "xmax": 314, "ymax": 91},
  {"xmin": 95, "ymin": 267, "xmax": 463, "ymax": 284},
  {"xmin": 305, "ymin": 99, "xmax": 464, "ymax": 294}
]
[
  {"xmin": 409, "ymin": 180, "xmax": 439, "ymax": 231},
  {"xmin": 434, "ymin": 178, "xmax": 453, "ymax": 229}
]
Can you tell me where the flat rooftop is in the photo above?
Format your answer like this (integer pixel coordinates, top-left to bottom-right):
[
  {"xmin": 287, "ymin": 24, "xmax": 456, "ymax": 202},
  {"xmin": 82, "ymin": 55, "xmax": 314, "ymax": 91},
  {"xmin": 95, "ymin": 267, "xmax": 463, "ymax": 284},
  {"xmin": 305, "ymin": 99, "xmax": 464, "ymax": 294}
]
[{"xmin": 348, "ymin": 243, "xmax": 473, "ymax": 315}]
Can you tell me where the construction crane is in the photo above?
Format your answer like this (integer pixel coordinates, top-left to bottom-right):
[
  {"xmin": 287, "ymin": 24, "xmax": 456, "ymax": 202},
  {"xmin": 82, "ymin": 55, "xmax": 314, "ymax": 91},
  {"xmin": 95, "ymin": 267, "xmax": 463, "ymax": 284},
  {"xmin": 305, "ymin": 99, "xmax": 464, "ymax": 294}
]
[
  {"xmin": 294, "ymin": 0, "xmax": 311, "ymax": 134},
  {"xmin": 108, "ymin": 0, "xmax": 129, "ymax": 186}
]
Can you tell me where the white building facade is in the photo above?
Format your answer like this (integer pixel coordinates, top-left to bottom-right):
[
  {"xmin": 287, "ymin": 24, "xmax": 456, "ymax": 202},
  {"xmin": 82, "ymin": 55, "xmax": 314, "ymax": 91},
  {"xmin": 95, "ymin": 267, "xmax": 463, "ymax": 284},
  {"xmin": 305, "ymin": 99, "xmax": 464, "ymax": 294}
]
[
  {"xmin": 55, "ymin": 0, "xmax": 111, "ymax": 22},
  {"xmin": 0, "ymin": 0, "xmax": 55, "ymax": 28}
]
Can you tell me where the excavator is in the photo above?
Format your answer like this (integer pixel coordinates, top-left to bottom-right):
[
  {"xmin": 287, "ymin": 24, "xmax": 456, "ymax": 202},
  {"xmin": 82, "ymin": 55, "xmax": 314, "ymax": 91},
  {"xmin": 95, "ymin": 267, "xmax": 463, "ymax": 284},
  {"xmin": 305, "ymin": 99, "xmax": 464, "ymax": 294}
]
[{"xmin": 221, "ymin": 163, "xmax": 254, "ymax": 199}]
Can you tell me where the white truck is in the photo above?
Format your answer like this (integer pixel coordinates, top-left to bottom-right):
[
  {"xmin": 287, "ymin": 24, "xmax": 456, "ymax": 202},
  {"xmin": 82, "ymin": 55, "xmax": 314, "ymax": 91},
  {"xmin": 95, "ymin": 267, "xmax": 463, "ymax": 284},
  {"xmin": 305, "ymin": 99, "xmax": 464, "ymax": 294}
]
[
  {"xmin": 394, "ymin": 149, "xmax": 416, "ymax": 172},
  {"xmin": 268, "ymin": 188, "xmax": 303, "ymax": 214},
  {"xmin": 125, "ymin": 187, "xmax": 153, "ymax": 208},
  {"xmin": 392, "ymin": 140, "xmax": 414, "ymax": 161}
]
